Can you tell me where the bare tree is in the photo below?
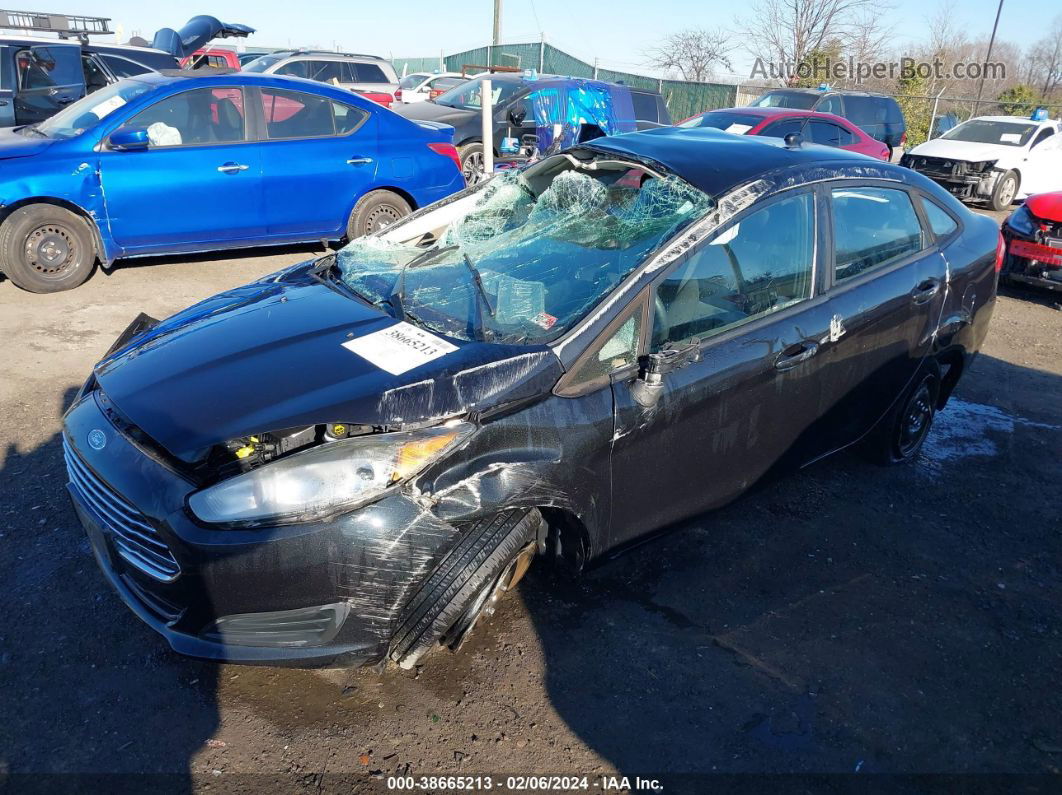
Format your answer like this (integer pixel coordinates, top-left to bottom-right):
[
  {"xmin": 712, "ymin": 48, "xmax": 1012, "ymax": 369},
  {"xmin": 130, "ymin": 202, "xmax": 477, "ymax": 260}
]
[
  {"xmin": 645, "ymin": 29, "xmax": 734, "ymax": 82},
  {"xmin": 1025, "ymin": 15, "xmax": 1062, "ymax": 100},
  {"xmin": 739, "ymin": 0, "xmax": 877, "ymax": 83}
]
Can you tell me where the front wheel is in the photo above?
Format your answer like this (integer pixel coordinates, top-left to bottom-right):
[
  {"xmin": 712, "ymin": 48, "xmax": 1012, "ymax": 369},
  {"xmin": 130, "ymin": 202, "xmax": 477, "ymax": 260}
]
[
  {"xmin": 863, "ymin": 367, "xmax": 940, "ymax": 465},
  {"xmin": 389, "ymin": 509, "xmax": 541, "ymax": 669},
  {"xmin": 0, "ymin": 204, "xmax": 97, "ymax": 293},
  {"xmin": 346, "ymin": 190, "xmax": 412, "ymax": 241},
  {"xmin": 989, "ymin": 170, "xmax": 1019, "ymax": 212}
]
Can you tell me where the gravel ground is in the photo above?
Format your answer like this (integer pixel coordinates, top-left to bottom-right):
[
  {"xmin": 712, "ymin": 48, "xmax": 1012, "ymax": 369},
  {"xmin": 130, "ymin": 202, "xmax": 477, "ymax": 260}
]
[{"xmin": 1, "ymin": 212, "xmax": 1060, "ymax": 792}]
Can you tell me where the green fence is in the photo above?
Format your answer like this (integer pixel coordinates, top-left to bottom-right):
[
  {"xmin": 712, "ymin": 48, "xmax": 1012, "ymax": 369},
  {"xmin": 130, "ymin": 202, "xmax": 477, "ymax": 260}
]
[{"xmin": 394, "ymin": 42, "xmax": 737, "ymax": 121}]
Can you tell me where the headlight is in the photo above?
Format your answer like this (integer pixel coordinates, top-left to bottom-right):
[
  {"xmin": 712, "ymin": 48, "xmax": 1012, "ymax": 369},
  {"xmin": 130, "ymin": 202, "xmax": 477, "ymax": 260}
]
[
  {"xmin": 1006, "ymin": 205, "xmax": 1035, "ymax": 237},
  {"xmin": 970, "ymin": 159, "xmax": 997, "ymax": 173},
  {"xmin": 189, "ymin": 422, "xmax": 473, "ymax": 525}
]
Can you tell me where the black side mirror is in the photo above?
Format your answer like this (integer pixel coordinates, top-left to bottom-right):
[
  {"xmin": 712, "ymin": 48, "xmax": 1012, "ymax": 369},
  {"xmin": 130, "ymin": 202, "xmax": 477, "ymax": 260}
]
[
  {"xmin": 508, "ymin": 107, "xmax": 527, "ymax": 127},
  {"xmin": 629, "ymin": 341, "xmax": 700, "ymax": 408}
]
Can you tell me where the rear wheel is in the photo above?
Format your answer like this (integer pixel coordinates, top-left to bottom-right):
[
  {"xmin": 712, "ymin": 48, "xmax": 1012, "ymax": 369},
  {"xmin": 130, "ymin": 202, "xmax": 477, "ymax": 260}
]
[
  {"xmin": 990, "ymin": 171, "xmax": 1019, "ymax": 212},
  {"xmin": 0, "ymin": 204, "xmax": 96, "ymax": 293},
  {"xmin": 458, "ymin": 142, "xmax": 486, "ymax": 184},
  {"xmin": 863, "ymin": 365, "xmax": 940, "ymax": 465},
  {"xmin": 390, "ymin": 509, "xmax": 541, "ymax": 669},
  {"xmin": 346, "ymin": 190, "xmax": 412, "ymax": 241}
]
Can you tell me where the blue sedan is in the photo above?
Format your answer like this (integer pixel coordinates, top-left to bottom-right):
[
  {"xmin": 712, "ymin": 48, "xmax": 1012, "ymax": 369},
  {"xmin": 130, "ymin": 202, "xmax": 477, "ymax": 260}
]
[{"xmin": 0, "ymin": 71, "xmax": 465, "ymax": 292}]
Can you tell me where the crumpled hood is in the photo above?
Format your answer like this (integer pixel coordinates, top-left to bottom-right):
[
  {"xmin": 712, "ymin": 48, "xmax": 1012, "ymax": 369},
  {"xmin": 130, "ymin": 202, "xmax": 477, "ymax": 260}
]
[
  {"xmin": 392, "ymin": 100, "xmax": 475, "ymax": 128},
  {"xmin": 0, "ymin": 129, "xmax": 56, "ymax": 160},
  {"xmin": 908, "ymin": 138, "xmax": 1015, "ymax": 162},
  {"xmin": 94, "ymin": 266, "xmax": 561, "ymax": 463}
]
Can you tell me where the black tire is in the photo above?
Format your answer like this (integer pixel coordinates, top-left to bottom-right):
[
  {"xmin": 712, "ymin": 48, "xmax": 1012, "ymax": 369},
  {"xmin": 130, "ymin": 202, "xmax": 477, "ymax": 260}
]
[
  {"xmin": 990, "ymin": 170, "xmax": 1019, "ymax": 212},
  {"xmin": 389, "ymin": 508, "xmax": 541, "ymax": 669},
  {"xmin": 458, "ymin": 142, "xmax": 486, "ymax": 185},
  {"xmin": 345, "ymin": 190, "xmax": 412, "ymax": 241},
  {"xmin": 0, "ymin": 204, "xmax": 96, "ymax": 293},
  {"xmin": 863, "ymin": 365, "xmax": 940, "ymax": 466}
]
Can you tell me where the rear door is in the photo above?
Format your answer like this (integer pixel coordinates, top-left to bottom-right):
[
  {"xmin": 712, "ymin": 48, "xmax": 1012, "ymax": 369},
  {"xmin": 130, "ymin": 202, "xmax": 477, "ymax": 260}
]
[
  {"xmin": 253, "ymin": 86, "xmax": 376, "ymax": 237},
  {"xmin": 809, "ymin": 183, "xmax": 949, "ymax": 457},
  {"xmin": 13, "ymin": 45, "xmax": 84, "ymax": 124},
  {"xmin": 99, "ymin": 86, "xmax": 264, "ymax": 250},
  {"xmin": 0, "ymin": 46, "xmax": 15, "ymax": 127},
  {"xmin": 608, "ymin": 188, "xmax": 833, "ymax": 544}
]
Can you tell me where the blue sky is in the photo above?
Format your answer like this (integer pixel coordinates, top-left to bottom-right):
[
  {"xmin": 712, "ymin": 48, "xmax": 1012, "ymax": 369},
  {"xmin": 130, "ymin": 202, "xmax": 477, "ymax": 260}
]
[{"xmin": 42, "ymin": 0, "xmax": 1045, "ymax": 79}]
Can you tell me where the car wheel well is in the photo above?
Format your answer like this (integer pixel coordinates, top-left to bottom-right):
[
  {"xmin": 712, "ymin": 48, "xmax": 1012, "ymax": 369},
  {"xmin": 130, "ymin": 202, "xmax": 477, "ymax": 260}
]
[
  {"xmin": 538, "ymin": 507, "xmax": 592, "ymax": 575},
  {"xmin": 0, "ymin": 198, "xmax": 103, "ymax": 262},
  {"xmin": 367, "ymin": 186, "xmax": 418, "ymax": 212},
  {"xmin": 935, "ymin": 349, "xmax": 964, "ymax": 409}
]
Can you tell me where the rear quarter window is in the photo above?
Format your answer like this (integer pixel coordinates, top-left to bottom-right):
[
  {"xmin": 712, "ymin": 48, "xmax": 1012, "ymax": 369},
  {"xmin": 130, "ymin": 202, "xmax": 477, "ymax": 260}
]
[
  {"xmin": 631, "ymin": 91, "xmax": 660, "ymax": 123},
  {"xmin": 354, "ymin": 62, "xmax": 389, "ymax": 83}
]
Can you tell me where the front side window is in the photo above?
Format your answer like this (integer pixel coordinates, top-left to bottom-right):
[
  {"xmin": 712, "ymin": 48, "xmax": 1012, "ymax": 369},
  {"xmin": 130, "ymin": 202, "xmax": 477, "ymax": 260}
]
[
  {"xmin": 1031, "ymin": 127, "xmax": 1055, "ymax": 148},
  {"xmin": 809, "ymin": 121, "xmax": 854, "ymax": 147},
  {"xmin": 760, "ymin": 118, "xmax": 804, "ymax": 139},
  {"xmin": 832, "ymin": 187, "xmax": 923, "ymax": 282},
  {"xmin": 17, "ymin": 46, "xmax": 83, "ymax": 90},
  {"xmin": 652, "ymin": 191, "xmax": 815, "ymax": 351},
  {"xmin": 335, "ymin": 158, "xmax": 712, "ymax": 345},
  {"xmin": 123, "ymin": 87, "xmax": 247, "ymax": 147},
  {"xmin": 259, "ymin": 88, "xmax": 336, "ymax": 138},
  {"xmin": 557, "ymin": 299, "xmax": 645, "ymax": 396}
]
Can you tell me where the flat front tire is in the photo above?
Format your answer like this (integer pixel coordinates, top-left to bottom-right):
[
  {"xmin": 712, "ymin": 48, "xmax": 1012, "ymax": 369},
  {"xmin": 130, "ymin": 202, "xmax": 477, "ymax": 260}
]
[
  {"xmin": 346, "ymin": 190, "xmax": 412, "ymax": 241},
  {"xmin": 390, "ymin": 508, "xmax": 542, "ymax": 669},
  {"xmin": 0, "ymin": 204, "xmax": 96, "ymax": 293}
]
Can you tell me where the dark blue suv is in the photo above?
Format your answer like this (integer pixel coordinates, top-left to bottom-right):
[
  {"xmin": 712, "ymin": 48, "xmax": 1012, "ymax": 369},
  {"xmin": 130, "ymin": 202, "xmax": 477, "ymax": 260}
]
[{"xmin": 0, "ymin": 71, "xmax": 464, "ymax": 292}]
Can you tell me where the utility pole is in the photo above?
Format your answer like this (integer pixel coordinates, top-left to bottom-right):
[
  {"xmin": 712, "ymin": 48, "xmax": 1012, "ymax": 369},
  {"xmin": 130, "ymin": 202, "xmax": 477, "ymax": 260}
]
[
  {"xmin": 492, "ymin": 0, "xmax": 502, "ymax": 46},
  {"xmin": 973, "ymin": 0, "xmax": 1004, "ymax": 115}
]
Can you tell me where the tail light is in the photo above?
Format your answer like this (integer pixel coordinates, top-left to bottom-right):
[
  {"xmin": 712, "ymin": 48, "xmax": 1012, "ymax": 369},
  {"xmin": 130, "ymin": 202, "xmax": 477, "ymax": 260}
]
[
  {"xmin": 429, "ymin": 88, "xmax": 445, "ymax": 99},
  {"xmin": 994, "ymin": 231, "xmax": 1005, "ymax": 273},
  {"xmin": 427, "ymin": 142, "xmax": 463, "ymax": 176},
  {"xmin": 394, "ymin": 89, "xmax": 402, "ymax": 101},
  {"xmin": 900, "ymin": 131, "xmax": 907, "ymax": 146}
]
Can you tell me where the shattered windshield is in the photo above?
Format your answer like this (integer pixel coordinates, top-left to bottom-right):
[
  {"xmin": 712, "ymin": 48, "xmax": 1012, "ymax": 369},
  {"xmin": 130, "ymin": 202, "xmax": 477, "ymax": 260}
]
[{"xmin": 335, "ymin": 157, "xmax": 713, "ymax": 345}]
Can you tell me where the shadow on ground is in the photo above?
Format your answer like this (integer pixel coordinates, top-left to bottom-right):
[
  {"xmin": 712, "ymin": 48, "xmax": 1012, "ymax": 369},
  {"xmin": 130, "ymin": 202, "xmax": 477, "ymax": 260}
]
[{"xmin": 523, "ymin": 353, "xmax": 1062, "ymax": 779}]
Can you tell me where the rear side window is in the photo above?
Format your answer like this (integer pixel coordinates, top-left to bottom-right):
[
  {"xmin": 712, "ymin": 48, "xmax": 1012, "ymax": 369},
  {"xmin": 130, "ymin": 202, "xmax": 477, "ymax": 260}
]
[
  {"xmin": 307, "ymin": 60, "xmax": 344, "ymax": 83},
  {"xmin": 809, "ymin": 121, "xmax": 855, "ymax": 147},
  {"xmin": 832, "ymin": 187, "xmax": 923, "ymax": 281},
  {"xmin": 260, "ymin": 88, "xmax": 336, "ymax": 138},
  {"xmin": 101, "ymin": 55, "xmax": 152, "ymax": 78},
  {"xmin": 354, "ymin": 62, "xmax": 389, "ymax": 83},
  {"xmin": 275, "ymin": 60, "xmax": 309, "ymax": 78},
  {"xmin": 653, "ymin": 191, "xmax": 815, "ymax": 350},
  {"xmin": 631, "ymin": 91, "xmax": 660, "ymax": 123},
  {"xmin": 17, "ymin": 46, "xmax": 83, "ymax": 89},
  {"xmin": 842, "ymin": 96, "xmax": 886, "ymax": 126},
  {"xmin": 921, "ymin": 199, "xmax": 958, "ymax": 238}
]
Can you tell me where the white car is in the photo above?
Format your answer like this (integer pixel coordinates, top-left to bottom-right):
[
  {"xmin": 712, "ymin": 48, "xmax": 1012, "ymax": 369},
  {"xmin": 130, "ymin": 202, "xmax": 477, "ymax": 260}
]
[
  {"xmin": 902, "ymin": 115, "xmax": 1062, "ymax": 210},
  {"xmin": 396, "ymin": 72, "xmax": 466, "ymax": 104}
]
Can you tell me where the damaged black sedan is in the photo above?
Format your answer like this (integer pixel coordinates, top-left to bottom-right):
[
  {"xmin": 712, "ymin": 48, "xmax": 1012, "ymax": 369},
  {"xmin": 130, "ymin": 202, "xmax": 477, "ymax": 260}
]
[{"xmin": 63, "ymin": 128, "xmax": 1000, "ymax": 668}]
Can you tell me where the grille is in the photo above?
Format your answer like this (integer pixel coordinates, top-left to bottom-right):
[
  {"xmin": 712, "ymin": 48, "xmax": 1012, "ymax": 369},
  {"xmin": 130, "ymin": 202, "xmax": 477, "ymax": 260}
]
[
  {"xmin": 64, "ymin": 438, "xmax": 181, "ymax": 582},
  {"xmin": 121, "ymin": 574, "xmax": 184, "ymax": 624}
]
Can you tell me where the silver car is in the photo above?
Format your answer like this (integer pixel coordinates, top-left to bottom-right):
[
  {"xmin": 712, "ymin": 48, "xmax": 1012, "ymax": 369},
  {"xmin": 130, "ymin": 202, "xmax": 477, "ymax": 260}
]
[{"xmin": 243, "ymin": 50, "xmax": 399, "ymax": 99}]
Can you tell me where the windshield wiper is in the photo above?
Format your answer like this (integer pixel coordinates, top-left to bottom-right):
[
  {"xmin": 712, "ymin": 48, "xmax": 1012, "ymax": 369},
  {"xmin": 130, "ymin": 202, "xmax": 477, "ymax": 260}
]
[
  {"xmin": 19, "ymin": 124, "xmax": 47, "ymax": 138},
  {"xmin": 462, "ymin": 251, "xmax": 496, "ymax": 318},
  {"xmin": 309, "ymin": 252, "xmax": 375, "ymax": 306}
]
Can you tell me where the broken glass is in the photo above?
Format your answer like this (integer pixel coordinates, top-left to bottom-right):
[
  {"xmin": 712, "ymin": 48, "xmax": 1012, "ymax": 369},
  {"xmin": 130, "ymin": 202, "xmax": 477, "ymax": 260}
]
[{"xmin": 336, "ymin": 159, "xmax": 713, "ymax": 345}]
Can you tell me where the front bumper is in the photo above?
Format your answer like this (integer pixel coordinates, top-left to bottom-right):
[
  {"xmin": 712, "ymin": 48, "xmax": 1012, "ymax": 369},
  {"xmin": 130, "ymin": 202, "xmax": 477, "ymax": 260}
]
[
  {"xmin": 1002, "ymin": 233, "xmax": 1062, "ymax": 293},
  {"xmin": 902, "ymin": 157, "xmax": 997, "ymax": 200},
  {"xmin": 63, "ymin": 391, "xmax": 463, "ymax": 666}
]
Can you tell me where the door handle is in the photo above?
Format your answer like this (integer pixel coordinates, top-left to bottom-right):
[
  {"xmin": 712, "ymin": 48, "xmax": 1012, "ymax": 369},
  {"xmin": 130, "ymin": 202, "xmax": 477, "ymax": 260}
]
[
  {"xmin": 217, "ymin": 162, "xmax": 249, "ymax": 174},
  {"xmin": 911, "ymin": 277, "xmax": 941, "ymax": 304},
  {"xmin": 775, "ymin": 341, "xmax": 819, "ymax": 371},
  {"xmin": 346, "ymin": 157, "xmax": 373, "ymax": 165}
]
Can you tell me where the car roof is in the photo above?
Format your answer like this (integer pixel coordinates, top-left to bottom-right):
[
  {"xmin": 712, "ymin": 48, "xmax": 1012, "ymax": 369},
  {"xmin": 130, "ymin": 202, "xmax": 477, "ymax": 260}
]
[
  {"xmin": 0, "ymin": 35, "xmax": 169, "ymax": 56},
  {"xmin": 582, "ymin": 126, "xmax": 880, "ymax": 195},
  {"xmin": 760, "ymin": 87, "xmax": 892, "ymax": 99},
  {"xmin": 268, "ymin": 50, "xmax": 388, "ymax": 62}
]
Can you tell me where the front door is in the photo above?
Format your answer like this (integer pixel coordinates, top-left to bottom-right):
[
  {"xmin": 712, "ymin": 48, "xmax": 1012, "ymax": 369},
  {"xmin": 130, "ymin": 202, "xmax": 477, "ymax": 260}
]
[
  {"xmin": 1020, "ymin": 131, "xmax": 1062, "ymax": 196},
  {"xmin": 810, "ymin": 184, "xmax": 949, "ymax": 456},
  {"xmin": 254, "ymin": 87, "xmax": 378, "ymax": 238},
  {"xmin": 608, "ymin": 189, "xmax": 833, "ymax": 545},
  {"xmin": 13, "ymin": 45, "xmax": 85, "ymax": 125},
  {"xmin": 99, "ymin": 86, "xmax": 264, "ymax": 251}
]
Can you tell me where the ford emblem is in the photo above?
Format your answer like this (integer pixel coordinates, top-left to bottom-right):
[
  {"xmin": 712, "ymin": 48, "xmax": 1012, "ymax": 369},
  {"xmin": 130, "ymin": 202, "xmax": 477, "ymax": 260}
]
[{"xmin": 87, "ymin": 429, "xmax": 107, "ymax": 450}]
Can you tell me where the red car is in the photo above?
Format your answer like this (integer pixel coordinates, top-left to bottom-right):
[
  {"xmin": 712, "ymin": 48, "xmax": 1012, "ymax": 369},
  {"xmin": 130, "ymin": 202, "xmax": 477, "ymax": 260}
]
[
  {"xmin": 678, "ymin": 107, "xmax": 890, "ymax": 160},
  {"xmin": 1001, "ymin": 192, "xmax": 1062, "ymax": 292}
]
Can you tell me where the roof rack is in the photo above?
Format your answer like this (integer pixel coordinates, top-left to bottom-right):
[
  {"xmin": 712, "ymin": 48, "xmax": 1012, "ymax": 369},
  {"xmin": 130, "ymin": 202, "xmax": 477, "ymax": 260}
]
[{"xmin": 0, "ymin": 8, "xmax": 112, "ymax": 39}]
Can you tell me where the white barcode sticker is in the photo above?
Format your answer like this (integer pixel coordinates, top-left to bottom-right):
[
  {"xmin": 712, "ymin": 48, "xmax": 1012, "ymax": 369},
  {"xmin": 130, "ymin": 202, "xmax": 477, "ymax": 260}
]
[{"xmin": 342, "ymin": 322, "xmax": 458, "ymax": 375}]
